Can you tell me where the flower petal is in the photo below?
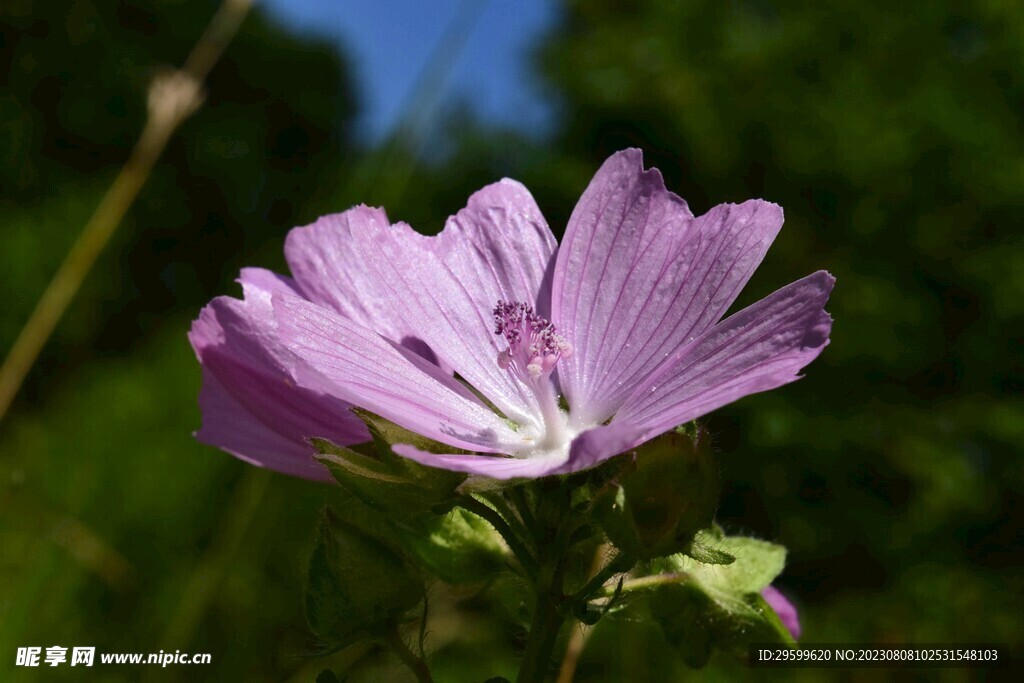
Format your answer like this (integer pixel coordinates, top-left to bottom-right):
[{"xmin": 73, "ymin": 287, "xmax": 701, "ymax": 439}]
[
  {"xmin": 392, "ymin": 421, "xmax": 646, "ymax": 479},
  {"xmin": 391, "ymin": 446, "xmax": 564, "ymax": 479},
  {"xmin": 194, "ymin": 369, "xmax": 331, "ymax": 481},
  {"xmin": 237, "ymin": 266, "xmax": 305, "ymax": 298},
  {"xmin": 189, "ymin": 281, "xmax": 369, "ymax": 480},
  {"xmin": 762, "ymin": 586, "xmax": 802, "ymax": 640},
  {"xmin": 615, "ymin": 271, "xmax": 834, "ymax": 436},
  {"xmin": 350, "ymin": 180, "xmax": 558, "ymax": 428},
  {"xmin": 554, "ymin": 421, "xmax": 649, "ymax": 474},
  {"xmin": 552, "ymin": 150, "xmax": 786, "ymax": 427},
  {"xmin": 272, "ymin": 292, "xmax": 521, "ymax": 453},
  {"xmin": 592, "ymin": 200, "xmax": 785, "ymax": 418},
  {"xmin": 284, "ymin": 207, "xmax": 420, "ymax": 344}
]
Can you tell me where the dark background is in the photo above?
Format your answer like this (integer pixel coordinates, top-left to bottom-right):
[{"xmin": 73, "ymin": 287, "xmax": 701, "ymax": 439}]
[{"xmin": 1, "ymin": 0, "xmax": 1021, "ymax": 680}]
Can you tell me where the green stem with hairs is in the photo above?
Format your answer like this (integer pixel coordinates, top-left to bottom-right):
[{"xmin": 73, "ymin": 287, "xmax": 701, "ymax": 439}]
[
  {"xmin": 516, "ymin": 483, "xmax": 578, "ymax": 683},
  {"xmin": 384, "ymin": 628, "xmax": 434, "ymax": 683},
  {"xmin": 457, "ymin": 495, "xmax": 539, "ymax": 579}
]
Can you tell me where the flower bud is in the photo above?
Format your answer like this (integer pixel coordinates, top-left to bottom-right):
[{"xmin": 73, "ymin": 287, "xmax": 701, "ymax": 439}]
[{"xmin": 596, "ymin": 423, "xmax": 718, "ymax": 559}]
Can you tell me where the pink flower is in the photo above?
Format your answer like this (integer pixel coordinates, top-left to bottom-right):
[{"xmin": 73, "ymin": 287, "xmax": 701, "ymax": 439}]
[
  {"xmin": 190, "ymin": 150, "xmax": 833, "ymax": 481},
  {"xmin": 762, "ymin": 586, "xmax": 802, "ymax": 640}
]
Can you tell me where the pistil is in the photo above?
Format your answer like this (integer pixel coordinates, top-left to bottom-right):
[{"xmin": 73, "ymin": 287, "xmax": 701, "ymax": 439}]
[{"xmin": 493, "ymin": 301, "xmax": 573, "ymax": 449}]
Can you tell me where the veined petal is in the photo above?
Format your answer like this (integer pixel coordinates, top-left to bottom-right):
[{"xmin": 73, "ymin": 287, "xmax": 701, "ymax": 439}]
[
  {"xmin": 443, "ymin": 179, "xmax": 558, "ymax": 316},
  {"xmin": 615, "ymin": 271, "xmax": 834, "ymax": 436},
  {"xmin": 272, "ymin": 292, "xmax": 521, "ymax": 453},
  {"xmin": 551, "ymin": 149, "xmax": 691, "ymax": 425},
  {"xmin": 189, "ymin": 282, "xmax": 368, "ymax": 480},
  {"xmin": 393, "ymin": 420, "xmax": 645, "ymax": 479},
  {"xmin": 552, "ymin": 149, "xmax": 786, "ymax": 427},
  {"xmin": 592, "ymin": 200, "xmax": 784, "ymax": 416},
  {"xmin": 237, "ymin": 266, "xmax": 305, "ymax": 298},
  {"xmin": 350, "ymin": 180, "xmax": 558, "ymax": 428},
  {"xmin": 284, "ymin": 207, "xmax": 425, "ymax": 347},
  {"xmin": 391, "ymin": 446, "xmax": 564, "ymax": 479},
  {"xmin": 194, "ymin": 369, "xmax": 332, "ymax": 481}
]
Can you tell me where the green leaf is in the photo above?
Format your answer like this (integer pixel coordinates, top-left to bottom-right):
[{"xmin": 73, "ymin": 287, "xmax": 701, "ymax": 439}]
[
  {"xmin": 489, "ymin": 572, "xmax": 533, "ymax": 628},
  {"xmin": 640, "ymin": 529, "xmax": 792, "ymax": 667},
  {"xmin": 306, "ymin": 508, "xmax": 423, "ymax": 648},
  {"xmin": 595, "ymin": 425, "xmax": 718, "ymax": 559},
  {"xmin": 399, "ymin": 507, "xmax": 506, "ymax": 584},
  {"xmin": 663, "ymin": 529, "xmax": 786, "ymax": 595},
  {"xmin": 645, "ymin": 581, "xmax": 793, "ymax": 668}
]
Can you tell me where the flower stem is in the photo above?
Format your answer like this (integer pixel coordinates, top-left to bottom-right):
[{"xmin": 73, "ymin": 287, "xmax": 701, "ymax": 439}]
[
  {"xmin": 555, "ymin": 623, "xmax": 591, "ymax": 683},
  {"xmin": 384, "ymin": 629, "xmax": 434, "ymax": 683},
  {"xmin": 516, "ymin": 484, "xmax": 575, "ymax": 683},
  {"xmin": 509, "ymin": 486, "xmax": 537, "ymax": 535},
  {"xmin": 0, "ymin": 0, "xmax": 251, "ymax": 421},
  {"xmin": 570, "ymin": 550, "xmax": 632, "ymax": 603},
  {"xmin": 517, "ymin": 554, "xmax": 568, "ymax": 683},
  {"xmin": 555, "ymin": 543, "xmax": 608, "ymax": 683},
  {"xmin": 597, "ymin": 571, "xmax": 690, "ymax": 598},
  {"xmin": 457, "ymin": 496, "xmax": 539, "ymax": 578},
  {"xmin": 481, "ymin": 490, "xmax": 535, "ymax": 556}
]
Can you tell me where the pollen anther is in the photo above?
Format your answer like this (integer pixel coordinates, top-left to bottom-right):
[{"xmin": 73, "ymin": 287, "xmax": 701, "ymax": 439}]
[{"xmin": 493, "ymin": 300, "xmax": 571, "ymax": 383}]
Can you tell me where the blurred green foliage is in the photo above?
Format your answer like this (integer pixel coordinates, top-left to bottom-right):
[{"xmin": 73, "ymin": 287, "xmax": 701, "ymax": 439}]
[
  {"xmin": 1, "ymin": 0, "xmax": 1021, "ymax": 680},
  {"xmin": 529, "ymin": 1, "xmax": 1023, "ymax": 678},
  {"xmin": 1, "ymin": 1, "xmax": 362, "ymax": 680}
]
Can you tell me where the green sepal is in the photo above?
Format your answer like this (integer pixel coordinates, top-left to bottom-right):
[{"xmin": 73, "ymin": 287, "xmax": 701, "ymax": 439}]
[
  {"xmin": 641, "ymin": 530, "xmax": 792, "ymax": 667},
  {"xmin": 312, "ymin": 434, "xmax": 464, "ymax": 522},
  {"xmin": 398, "ymin": 507, "xmax": 506, "ymax": 584},
  {"xmin": 306, "ymin": 508, "xmax": 423, "ymax": 648},
  {"xmin": 594, "ymin": 424, "xmax": 718, "ymax": 559},
  {"xmin": 353, "ymin": 407, "xmax": 468, "ymax": 490},
  {"xmin": 353, "ymin": 407, "xmax": 469, "ymax": 458}
]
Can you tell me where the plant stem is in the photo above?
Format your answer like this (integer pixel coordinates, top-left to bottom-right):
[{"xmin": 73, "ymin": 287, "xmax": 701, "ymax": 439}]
[
  {"xmin": 596, "ymin": 571, "xmax": 690, "ymax": 598},
  {"xmin": 570, "ymin": 550, "xmax": 632, "ymax": 604},
  {"xmin": 516, "ymin": 484, "xmax": 576, "ymax": 683},
  {"xmin": 384, "ymin": 629, "xmax": 434, "ymax": 683},
  {"xmin": 481, "ymin": 490, "xmax": 534, "ymax": 554},
  {"xmin": 555, "ymin": 623, "xmax": 591, "ymax": 683},
  {"xmin": 509, "ymin": 486, "xmax": 537, "ymax": 535},
  {"xmin": 517, "ymin": 554, "xmax": 568, "ymax": 683},
  {"xmin": 458, "ymin": 495, "xmax": 539, "ymax": 578},
  {"xmin": 555, "ymin": 543, "xmax": 608, "ymax": 683},
  {"xmin": 0, "ymin": 0, "xmax": 252, "ymax": 421}
]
